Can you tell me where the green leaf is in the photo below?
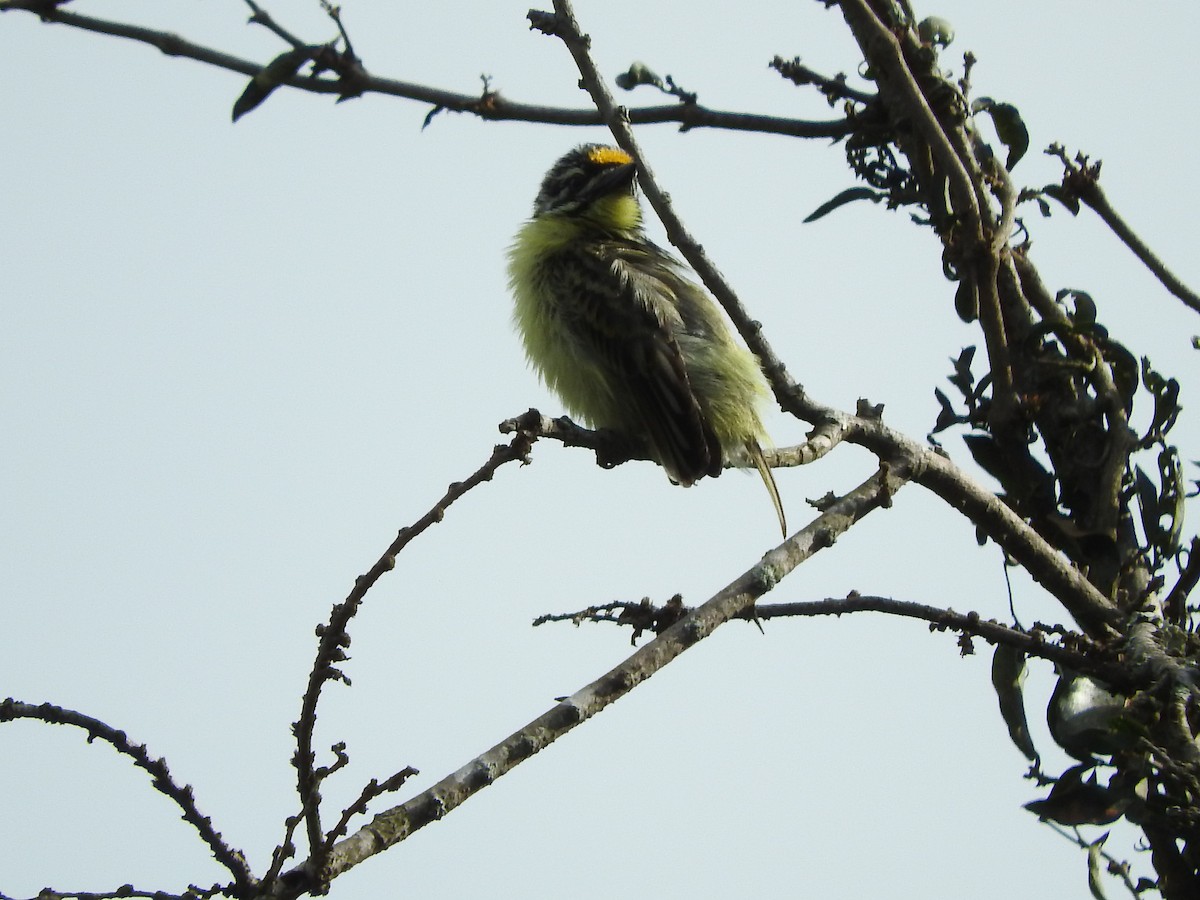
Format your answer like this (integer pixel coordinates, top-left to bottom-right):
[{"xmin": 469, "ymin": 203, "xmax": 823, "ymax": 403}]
[
  {"xmin": 930, "ymin": 388, "xmax": 961, "ymax": 435},
  {"xmin": 232, "ymin": 46, "xmax": 317, "ymax": 123},
  {"xmin": 1156, "ymin": 447, "xmax": 1185, "ymax": 555},
  {"xmin": 1141, "ymin": 356, "xmax": 1181, "ymax": 443},
  {"xmin": 803, "ymin": 187, "xmax": 884, "ymax": 223},
  {"xmin": 954, "ymin": 279, "xmax": 978, "ymax": 323},
  {"xmin": 947, "ymin": 346, "xmax": 976, "ymax": 398},
  {"xmin": 991, "ymin": 644, "xmax": 1038, "ymax": 761}
]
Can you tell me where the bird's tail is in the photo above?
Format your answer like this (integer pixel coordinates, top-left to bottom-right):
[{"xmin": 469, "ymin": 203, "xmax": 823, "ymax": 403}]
[{"xmin": 746, "ymin": 439, "xmax": 786, "ymax": 538}]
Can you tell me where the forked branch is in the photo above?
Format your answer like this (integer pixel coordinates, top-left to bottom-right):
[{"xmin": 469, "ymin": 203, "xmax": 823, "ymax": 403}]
[{"xmin": 274, "ymin": 466, "xmax": 908, "ymax": 894}]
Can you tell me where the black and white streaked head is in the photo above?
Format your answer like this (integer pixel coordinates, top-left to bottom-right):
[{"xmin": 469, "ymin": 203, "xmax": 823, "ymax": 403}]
[{"xmin": 531, "ymin": 144, "xmax": 641, "ymax": 223}]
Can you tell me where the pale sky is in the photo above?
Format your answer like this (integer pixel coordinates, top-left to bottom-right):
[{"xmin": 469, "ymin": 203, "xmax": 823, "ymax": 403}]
[{"xmin": 3, "ymin": 2, "xmax": 1199, "ymax": 898}]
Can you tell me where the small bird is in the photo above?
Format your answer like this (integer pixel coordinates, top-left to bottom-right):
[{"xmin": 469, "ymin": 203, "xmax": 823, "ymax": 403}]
[{"xmin": 507, "ymin": 143, "xmax": 786, "ymax": 535}]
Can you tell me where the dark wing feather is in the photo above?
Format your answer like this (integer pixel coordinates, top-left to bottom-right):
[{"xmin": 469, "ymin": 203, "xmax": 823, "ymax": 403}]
[{"xmin": 554, "ymin": 241, "xmax": 721, "ymax": 484}]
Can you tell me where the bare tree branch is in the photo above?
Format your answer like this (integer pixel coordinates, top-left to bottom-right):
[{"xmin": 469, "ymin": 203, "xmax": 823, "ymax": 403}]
[
  {"xmin": 0, "ymin": 886, "xmax": 225, "ymax": 900},
  {"xmin": 770, "ymin": 55, "xmax": 876, "ymax": 105},
  {"xmin": 536, "ymin": 591, "xmax": 1131, "ymax": 686},
  {"xmin": 0, "ymin": 0, "xmax": 853, "ymax": 139},
  {"xmin": 754, "ymin": 593, "xmax": 1126, "ymax": 676},
  {"xmin": 1047, "ymin": 146, "xmax": 1200, "ymax": 316},
  {"xmin": 1085, "ymin": 183, "xmax": 1200, "ymax": 314},
  {"xmin": 269, "ymin": 467, "xmax": 908, "ymax": 895},
  {"xmin": 497, "ymin": 408, "xmax": 833, "ymax": 473},
  {"xmin": 283, "ymin": 426, "xmax": 539, "ymax": 892},
  {"xmin": 503, "ymin": 400, "xmax": 1120, "ymax": 634}
]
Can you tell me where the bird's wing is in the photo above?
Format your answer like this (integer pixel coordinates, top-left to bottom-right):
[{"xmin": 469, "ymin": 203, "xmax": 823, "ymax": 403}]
[{"xmin": 556, "ymin": 242, "xmax": 722, "ymax": 485}]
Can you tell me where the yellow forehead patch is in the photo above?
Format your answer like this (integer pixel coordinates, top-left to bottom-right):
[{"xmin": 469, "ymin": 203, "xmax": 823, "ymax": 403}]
[{"xmin": 588, "ymin": 146, "xmax": 634, "ymax": 166}]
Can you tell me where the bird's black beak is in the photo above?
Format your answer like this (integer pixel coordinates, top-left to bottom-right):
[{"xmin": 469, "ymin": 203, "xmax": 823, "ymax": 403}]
[{"xmin": 588, "ymin": 161, "xmax": 638, "ymax": 200}]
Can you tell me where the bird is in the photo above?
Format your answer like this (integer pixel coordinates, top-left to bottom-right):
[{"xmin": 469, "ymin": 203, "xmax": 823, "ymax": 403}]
[{"xmin": 507, "ymin": 143, "xmax": 786, "ymax": 536}]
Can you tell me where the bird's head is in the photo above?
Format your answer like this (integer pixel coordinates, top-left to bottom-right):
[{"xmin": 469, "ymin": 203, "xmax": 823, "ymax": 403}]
[{"xmin": 532, "ymin": 144, "xmax": 642, "ymax": 232}]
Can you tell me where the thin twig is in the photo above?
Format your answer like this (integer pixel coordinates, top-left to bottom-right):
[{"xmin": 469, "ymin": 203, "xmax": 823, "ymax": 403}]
[
  {"xmin": 263, "ymin": 811, "xmax": 304, "ymax": 888},
  {"xmin": 769, "ymin": 55, "xmax": 875, "ymax": 104},
  {"xmin": 319, "ymin": 0, "xmax": 357, "ymax": 62},
  {"xmin": 0, "ymin": 699, "xmax": 254, "ymax": 895},
  {"xmin": 324, "ymin": 767, "xmax": 419, "ymax": 849},
  {"xmin": 1044, "ymin": 823, "xmax": 1146, "ymax": 899},
  {"xmin": 838, "ymin": 0, "xmax": 1018, "ymax": 421},
  {"xmin": 243, "ymin": 0, "xmax": 306, "ymax": 49},
  {"xmin": 535, "ymin": 591, "xmax": 1132, "ymax": 687},
  {"xmin": 0, "ymin": 886, "xmax": 226, "ymax": 900},
  {"xmin": 1083, "ymin": 184, "xmax": 1200, "ymax": 316},
  {"xmin": 284, "ymin": 426, "xmax": 538, "ymax": 889},
  {"xmin": 752, "ymin": 593, "xmax": 1131, "ymax": 683},
  {"xmin": 1047, "ymin": 144, "xmax": 1200, "ymax": 314}
]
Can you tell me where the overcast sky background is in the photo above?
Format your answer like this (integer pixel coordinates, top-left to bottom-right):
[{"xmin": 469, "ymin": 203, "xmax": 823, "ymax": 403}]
[{"xmin": 3, "ymin": 2, "xmax": 1199, "ymax": 898}]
